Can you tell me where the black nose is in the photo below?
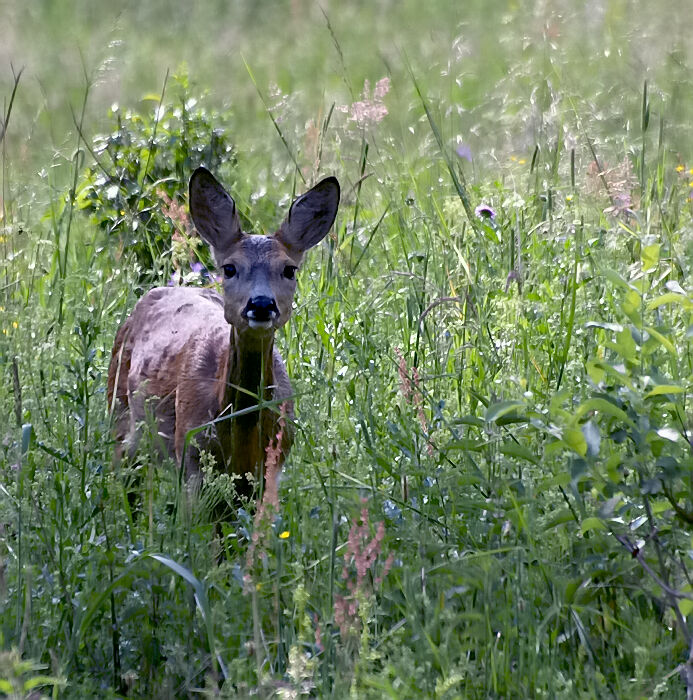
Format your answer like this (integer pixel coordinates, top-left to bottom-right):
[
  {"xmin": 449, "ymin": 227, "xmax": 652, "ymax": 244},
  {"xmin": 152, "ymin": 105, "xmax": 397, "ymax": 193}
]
[{"xmin": 244, "ymin": 296, "xmax": 279, "ymax": 322}]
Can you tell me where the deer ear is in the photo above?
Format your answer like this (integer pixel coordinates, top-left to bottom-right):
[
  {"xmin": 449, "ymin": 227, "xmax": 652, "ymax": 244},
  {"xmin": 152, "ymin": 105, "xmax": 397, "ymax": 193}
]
[
  {"xmin": 189, "ymin": 167, "xmax": 244, "ymax": 261},
  {"xmin": 276, "ymin": 177, "xmax": 340, "ymax": 255}
]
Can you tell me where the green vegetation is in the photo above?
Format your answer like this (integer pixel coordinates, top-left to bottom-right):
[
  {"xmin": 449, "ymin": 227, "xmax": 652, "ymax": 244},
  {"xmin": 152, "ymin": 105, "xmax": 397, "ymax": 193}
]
[{"xmin": 1, "ymin": 0, "xmax": 692, "ymax": 697}]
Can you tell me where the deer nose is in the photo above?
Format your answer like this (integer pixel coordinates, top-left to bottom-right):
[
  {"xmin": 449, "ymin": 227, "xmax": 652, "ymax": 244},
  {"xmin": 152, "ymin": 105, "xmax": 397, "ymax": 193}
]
[{"xmin": 244, "ymin": 296, "xmax": 279, "ymax": 324}]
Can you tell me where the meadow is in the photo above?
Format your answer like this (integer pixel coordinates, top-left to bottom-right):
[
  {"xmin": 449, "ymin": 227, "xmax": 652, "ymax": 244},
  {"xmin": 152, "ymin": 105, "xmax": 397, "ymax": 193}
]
[{"xmin": 1, "ymin": 0, "xmax": 692, "ymax": 697}]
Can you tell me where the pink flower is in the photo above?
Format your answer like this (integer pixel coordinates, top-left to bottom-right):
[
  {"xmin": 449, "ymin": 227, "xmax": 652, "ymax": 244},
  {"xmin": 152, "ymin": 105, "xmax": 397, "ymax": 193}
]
[{"xmin": 343, "ymin": 77, "xmax": 390, "ymax": 127}]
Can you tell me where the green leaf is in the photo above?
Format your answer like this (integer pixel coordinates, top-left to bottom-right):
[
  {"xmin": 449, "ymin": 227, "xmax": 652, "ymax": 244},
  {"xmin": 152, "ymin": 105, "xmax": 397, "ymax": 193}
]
[
  {"xmin": 641, "ymin": 243, "xmax": 660, "ymax": 271},
  {"xmin": 622, "ymin": 289, "xmax": 641, "ymax": 322},
  {"xmin": 453, "ymin": 415, "xmax": 485, "ymax": 428},
  {"xmin": 562, "ymin": 427, "xmax": 587, "ymax": 456},
  {"xmin": 645, "ymin": 384, "xmax": 685, "ymax": 398},
  {"xmin": 500, "ymin": 442, "xmax": 539, "ymax": 464},
  {"xmin": 614, "ymin": 327, "xmax": 637, "ymax": 362},
  {"xmin": 647, "ymin": 292, "xmax": 693, "ymax": 311},
  {"xmin": 23, "ymin": 675, "xmax": 63, "ymax": 692},
  {"xmin": 678, "ymin": 598, "xmax": 693, "ymax": 618},
  {"xmin": 586, "ymin": 359, "xmax": 605, "ymax": 385},
  {"xmin": 643, "ymin": 326, "xmax": 677, "ymax": 357},
  {"xmin": 581, "ymin": 517, "xmax": 607, "ymax": 534},
  {"xmin": 485, "ymin": 401, "xmax": 525, "ymax": 423},
  {"xmin": 601, "ymin": 267, "xmax": 634, "ymax": 291},
  {"xmin": 575, "ymin": 397, "xmax": 636, "ymax": 429},
  {"xmin": 545, "ymin": 508, "xmax": 575, "ymax": 529}
]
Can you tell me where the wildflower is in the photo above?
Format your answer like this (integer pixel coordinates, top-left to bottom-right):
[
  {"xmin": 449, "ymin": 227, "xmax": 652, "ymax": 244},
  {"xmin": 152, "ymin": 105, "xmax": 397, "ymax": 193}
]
[
  {"xmin": 333, "ymin": 503, "xmax": 393, "ymax": 640},
  {"xmin": 190, "ymin": 261, "xmax": 204, "ymax": 274},
  {"xmin": 566, "ymin": 194, "xmax": 574, "ymax": 202},
  {"xmin": 244, "ymin": 403, "xmax": 290, "ymax": 592},
  {"xmin": 675, "ymin": 165, "xmax": 684, "ymax": 172},
  {"xmin": 279, "ymin": 530, "xmax": 290, "ymax": 539},
  {"xmin": 474, "ymin": 203, "xmax": 497, "ymax": 220},
  {"xmin": 343, "ymin": 77, "xmax": 390, "ymax": 127},
  {"xmin": 394, "ymin": 347, "xmax": 434, "ymax": 456},
  {"xmin": 158, "ymin": 188, "xmax": 190, "ymax": 234},
  {"xmin": 518, "ymin": 158, "xmax": 526, "ymax": 164},
  {"xmin": 455, "ymin": 142, "xmax": 472, "ymax": 161},
  {"xmin": 167, "ymin": 271, "xmax": 181, "ymax": 287},
  {"xmin": 12, "ymin": 321, "xmax": 17, "ymax": 329}
]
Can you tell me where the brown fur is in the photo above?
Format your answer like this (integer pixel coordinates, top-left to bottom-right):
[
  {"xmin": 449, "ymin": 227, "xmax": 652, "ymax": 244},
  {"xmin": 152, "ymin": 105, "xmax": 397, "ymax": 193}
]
[{"xmin": 107, "ymin": 168, "xmax": 339, "ymax": 489}]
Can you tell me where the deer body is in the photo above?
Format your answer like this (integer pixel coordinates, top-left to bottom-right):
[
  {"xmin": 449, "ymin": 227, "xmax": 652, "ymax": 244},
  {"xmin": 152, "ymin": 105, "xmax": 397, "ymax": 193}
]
[{"xmin": 107, "ymin": 168, "xmax": 340, "ymax": 486}]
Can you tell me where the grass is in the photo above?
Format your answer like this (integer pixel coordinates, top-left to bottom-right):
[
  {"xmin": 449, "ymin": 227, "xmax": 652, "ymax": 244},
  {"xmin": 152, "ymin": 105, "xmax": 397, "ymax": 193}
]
[{"xmin": 1, "ymin": 0, "xmax": 693, "ymax": 697}]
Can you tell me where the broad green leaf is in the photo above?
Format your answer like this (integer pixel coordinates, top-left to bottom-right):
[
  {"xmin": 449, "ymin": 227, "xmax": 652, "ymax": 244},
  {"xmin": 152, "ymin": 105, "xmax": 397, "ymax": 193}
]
[
  {"xmin": 575, "ymin": 398, "xmax": 636, "ymax": 429},
  {"xmin": 581, "ymin": 517, "xmax": 607, "ymax": 533},
  {"xmin": 446, "ymin": 439, "xmax": 485, "ymax": 452},
  {"xmin": 647, "ymin": 292, "xmax": 693, "ymax": 311},
  {"xmin": 23, "ymin": 676, "xmax": 63, "ymax": 692},
  {"xmin": 645, "ymin": 384, "xmax": 685, "ymax": 398},
  {"xmin": 678, "ymin": 598, "xmax": 693, "ymax": 618},
  {"xmin": 622, "ymin": 289, "xmax": 641, "ymax": 321},
  {"xmin": 601, "ymin": 267, "xmax": 634, "ymax": 290},
  {"xmin": 641, "ymin": 243, "xmax": 660, "ymax": 271},
  {"xmin": 562, "ymin": 427, "xmax": 586, "ymax": 456},
  {"xmin": 614, "ymin": 327, "xmax": 637, "ymax": 362},
  {"xmin": 500, "ymin": 442, "xmax": 539, "ymax": 464},
  {"xmin": 643, "ymin": 326, "xmax": 677, "ymax": 357},
  {"xmin": 583, "ymin": 361, "xmax": 634, "ymax": 390},
  {"xmin": 586, "ymin": 359, "xmax": 605, "ymax": 385},
  {"xmin": 545, "ymin": 508, "xmax": 575, "ymax": 530},
  {"xmin": 485, "ymin": 400, "xmax": 525, "ymax": 423},
  {"xmin": 453, "ymin": 415, "xmax": 485, "ymax": 428}
]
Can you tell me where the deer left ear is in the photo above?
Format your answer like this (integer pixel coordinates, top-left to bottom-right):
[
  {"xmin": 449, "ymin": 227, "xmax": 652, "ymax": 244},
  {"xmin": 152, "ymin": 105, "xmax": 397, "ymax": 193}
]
[{"xmin": 276, "ymin": 177, "xmax": 340, "ymax": 254}]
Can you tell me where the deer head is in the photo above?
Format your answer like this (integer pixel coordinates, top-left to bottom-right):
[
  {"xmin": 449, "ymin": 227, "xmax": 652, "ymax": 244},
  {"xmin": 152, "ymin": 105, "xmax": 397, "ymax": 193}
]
[{"xmin": 189, "ymin": 167, "xmax": 340, "ymax": 336}]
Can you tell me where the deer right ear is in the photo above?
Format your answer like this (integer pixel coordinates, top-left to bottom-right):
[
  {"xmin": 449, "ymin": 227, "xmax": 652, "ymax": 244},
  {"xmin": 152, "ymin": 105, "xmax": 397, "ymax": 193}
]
[
  {"xmin": 276, "ymin": 176, "xmax": 340, "ymax": 255},
  {"xmin": 189, "ymin": 167, "xmax": 244, "ymax": 261}
]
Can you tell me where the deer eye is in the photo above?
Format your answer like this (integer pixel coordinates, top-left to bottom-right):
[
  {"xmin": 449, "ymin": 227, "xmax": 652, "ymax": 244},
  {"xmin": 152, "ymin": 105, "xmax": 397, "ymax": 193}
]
[
  {"xmin": 282, "ymin": 265, "xmax": 297, "ymax": 280},
  {"xmin": 223, "ymin": 264, "xmax": 237, "ymax": 279}
]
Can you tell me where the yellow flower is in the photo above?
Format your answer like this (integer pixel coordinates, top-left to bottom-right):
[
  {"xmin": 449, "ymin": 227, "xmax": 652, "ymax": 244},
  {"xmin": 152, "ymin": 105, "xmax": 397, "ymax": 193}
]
[
  {"xmin": 12, "ymin": 321, "xmax": 18, "ymax": 329},
  {"xmin": 279, "ymin": 531, "xmax": 290, "ymax": 539},
  {"xmin": 689, "ymin": 181, "xmax": 693, "ymax": 188},
  {"xmin": 676, "ymin": 165, "xmax": 685, "ymax": 172},
  {"xmin": 510, "ymin": 155, "xmax": 517, "ymax": 162},
  {"xmin": 566, "ymin": 194, "xmax": 574, "ymax": 202},
  {"xmin": 689, "ymin": 168, "xmax": 693, "ymax": 175},
  {"xmin": 518, "ymin": 158, "xmax": 526, "ymax": 165}
]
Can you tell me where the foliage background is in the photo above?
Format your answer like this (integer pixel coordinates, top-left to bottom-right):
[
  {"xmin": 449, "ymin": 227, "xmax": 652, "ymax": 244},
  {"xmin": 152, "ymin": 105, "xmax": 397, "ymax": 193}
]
[{"xmin": 1, "ymin": 0, "xmax": 692, "ymax": 697}]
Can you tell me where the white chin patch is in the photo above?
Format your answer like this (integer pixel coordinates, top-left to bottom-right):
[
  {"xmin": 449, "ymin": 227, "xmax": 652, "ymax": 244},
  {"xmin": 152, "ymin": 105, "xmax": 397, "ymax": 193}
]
[{"xmin": 248, "ymin": 319, "xmax": 273, "ymax": 330}]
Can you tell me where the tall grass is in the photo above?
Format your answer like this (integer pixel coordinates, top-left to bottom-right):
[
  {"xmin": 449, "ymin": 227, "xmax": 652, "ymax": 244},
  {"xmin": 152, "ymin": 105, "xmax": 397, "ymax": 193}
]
[{"xmin": 1, "ymin": 0, "xmax": 693, "ymax": 697}]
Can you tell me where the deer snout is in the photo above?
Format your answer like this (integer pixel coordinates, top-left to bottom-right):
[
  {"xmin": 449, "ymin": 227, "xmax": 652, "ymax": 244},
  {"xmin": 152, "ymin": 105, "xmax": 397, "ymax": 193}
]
[{"xmin": 244, "ymin": 296, "xmax": 279, "ymax": 330}]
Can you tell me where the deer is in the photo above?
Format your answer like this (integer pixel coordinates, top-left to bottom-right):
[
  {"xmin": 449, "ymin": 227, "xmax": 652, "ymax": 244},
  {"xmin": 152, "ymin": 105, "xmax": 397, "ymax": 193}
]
[{"xmin": 107, "ymin": 167, "xmax": 340, "ymax": 498}]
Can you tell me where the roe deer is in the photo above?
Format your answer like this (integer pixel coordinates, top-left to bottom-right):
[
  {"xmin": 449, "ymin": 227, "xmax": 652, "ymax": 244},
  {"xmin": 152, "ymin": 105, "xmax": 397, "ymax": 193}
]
[{"xmin": 107, "ymin": 167, "xmax": 340, "ymax": 493}]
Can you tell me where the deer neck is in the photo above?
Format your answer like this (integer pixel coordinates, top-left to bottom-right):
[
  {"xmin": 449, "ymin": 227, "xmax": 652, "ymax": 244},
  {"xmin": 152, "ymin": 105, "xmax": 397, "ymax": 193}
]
[
  {"xmin": 224, "ymin": 328, "xmax": 275, "ymax": 413},
  {"xmin": 215, "ymin": 328, "xmax": 276, "ymax": 478}
]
